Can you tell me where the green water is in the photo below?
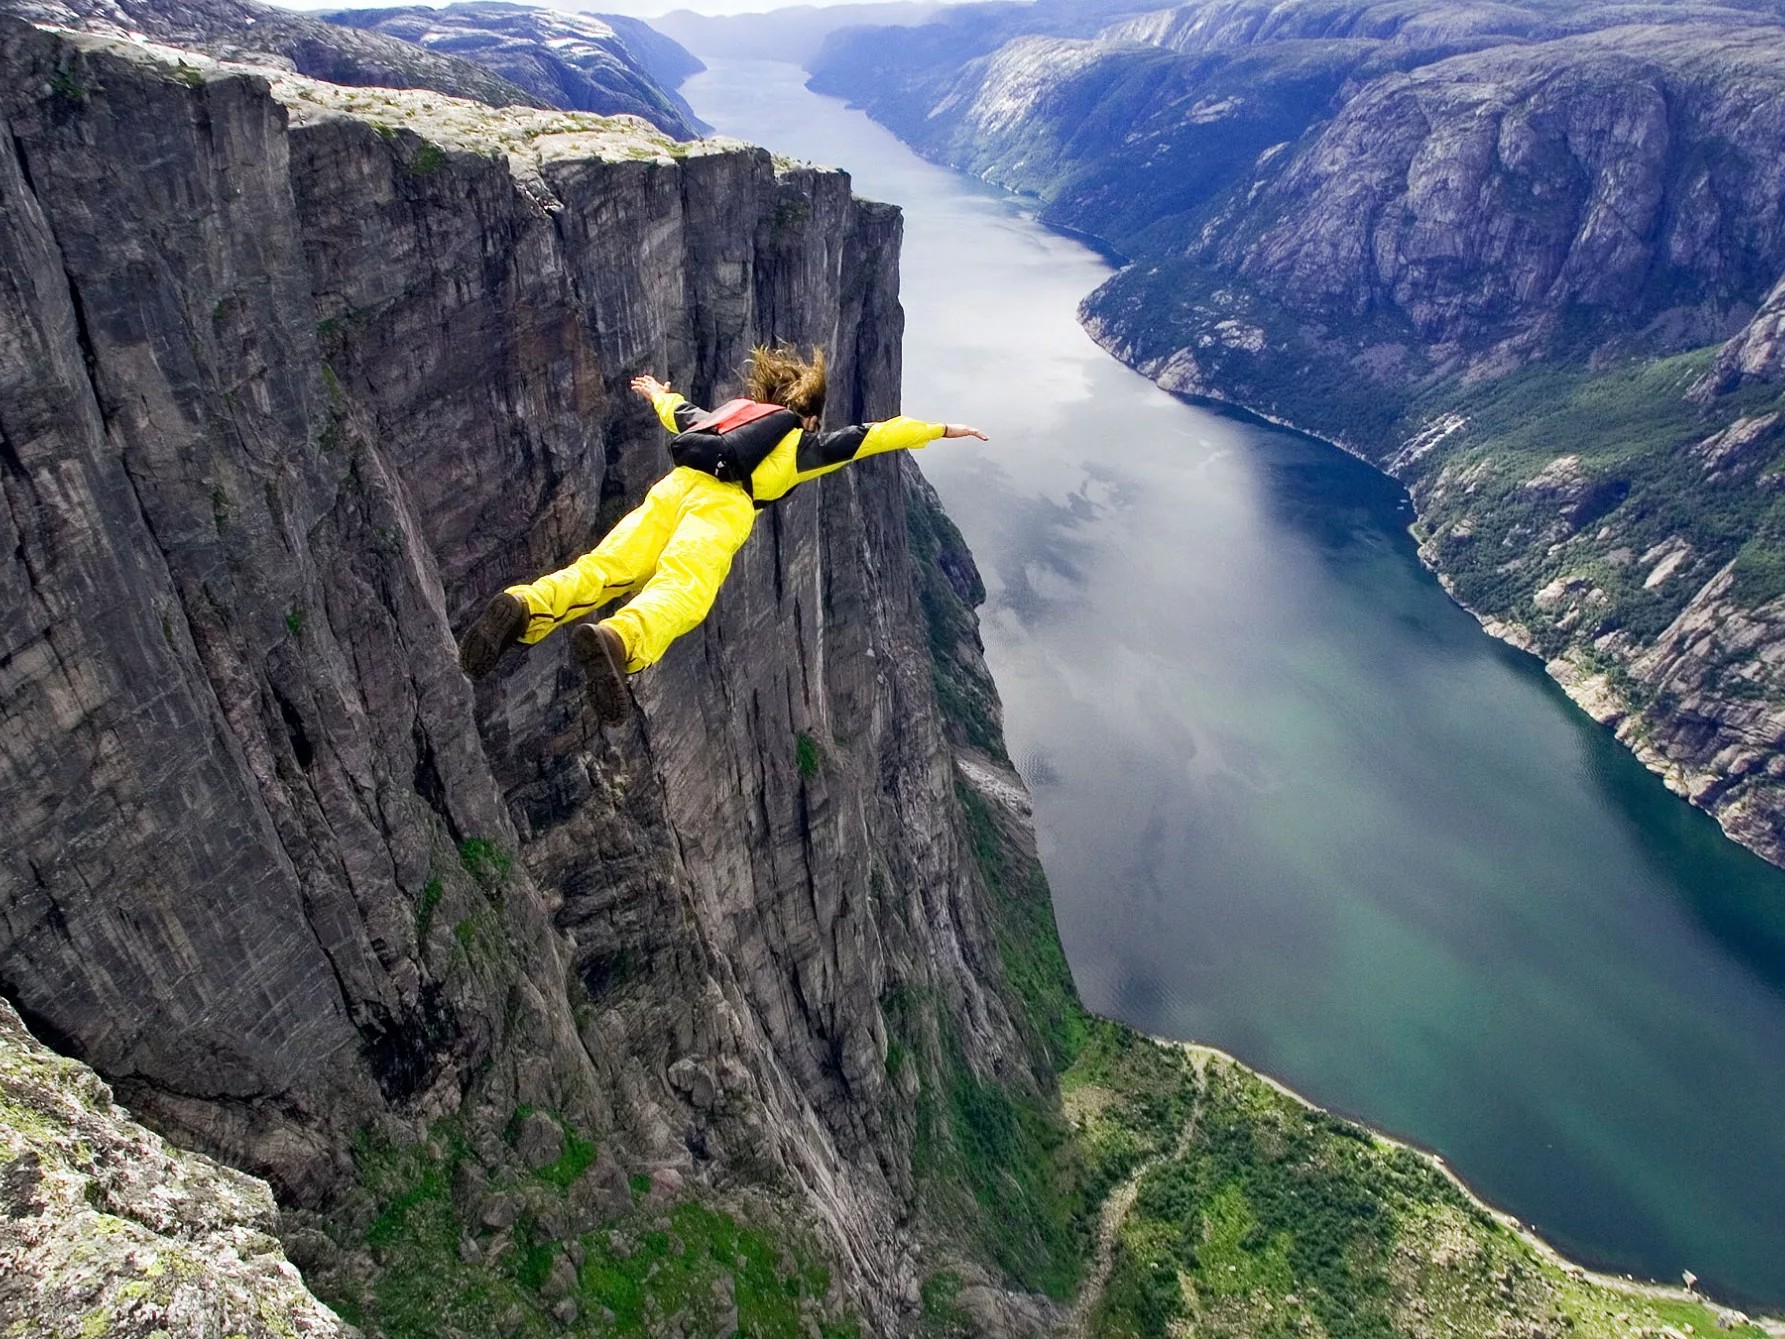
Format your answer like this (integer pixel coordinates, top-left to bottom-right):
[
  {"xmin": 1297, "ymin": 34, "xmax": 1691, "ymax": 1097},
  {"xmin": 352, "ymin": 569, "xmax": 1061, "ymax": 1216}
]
[{"xmin": 684, "ymin": 59, "xmax": 1785, "ymax": 1311}]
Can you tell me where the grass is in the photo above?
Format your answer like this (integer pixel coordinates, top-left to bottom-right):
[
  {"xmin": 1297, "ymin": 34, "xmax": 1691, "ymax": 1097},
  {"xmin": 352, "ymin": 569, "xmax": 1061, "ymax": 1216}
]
[
  {"xmin": 796, "ymin": 731, "xmax": 822, "ymax": 777},
  {"xmin": 413, "ymin": 878, "xmax": 443, "ymax": 945},
  {"xmin": 407, "ymin": 142, "xmax": 447, "ymax": 176},
  {"xmin": 317, "ymin": 1121, "xmax": 860, "ymax": 1338},
  {"xmin": 457, "ymin": 837, "xmax": 512, "ymax": 891},
  {"xmin": 1404, "ymin": 349, "xmax": 1785, "ymax": 650},
  {"xmin": 1056, "ymin": 1039, "xmax": 1778, "ymax": 1339},
  {"xmin": 955, "ymin": 782, "xmax": 1087, "ymax": 1069}
]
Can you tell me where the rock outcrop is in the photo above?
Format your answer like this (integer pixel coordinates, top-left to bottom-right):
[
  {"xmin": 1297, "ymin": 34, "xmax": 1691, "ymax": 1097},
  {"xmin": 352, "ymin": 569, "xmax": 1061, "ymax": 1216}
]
[
  {"xmin": 0, "ymin": 0, "xmax": 539, "ymax": 105},
  {"xmin": 322, "ymin": 3, "xmax": 707, "ymax": 137},
  {"xmin": 0, "ymin": 18, "xmax": 1058, "ymax": 1333},
  {"xmin": 0, "ymin": 0, "xmax": 709, "ymax": 136},
  {"xmin": 1, "ymin": 994, "xmax": 355, "ymax": 1338}
]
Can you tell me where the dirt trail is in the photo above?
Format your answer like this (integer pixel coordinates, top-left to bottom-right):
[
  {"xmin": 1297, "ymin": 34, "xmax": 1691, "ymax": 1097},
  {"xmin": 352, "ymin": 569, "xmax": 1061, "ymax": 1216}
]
[{"xmin": 1061, "ymin": 1059, "xmax": 1208, "ymax": 1338}]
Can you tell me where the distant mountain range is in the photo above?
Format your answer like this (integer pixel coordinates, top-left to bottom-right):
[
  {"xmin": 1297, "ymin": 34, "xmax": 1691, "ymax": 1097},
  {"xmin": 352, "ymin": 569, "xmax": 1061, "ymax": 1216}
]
[
  {"xmin": 2, "ymin": 0, "xmax": 708, "ymax": 134},
  {"xmin": 649, "ymin": 1, "xmax": 945, "ymax": 65},
  {"xmin": 325, "ymin": 2, "xmax": 709, "ymax": 135},
  {"xmin": 809, "ymin": 0, "xmax": 1785, "ymax": 867}
]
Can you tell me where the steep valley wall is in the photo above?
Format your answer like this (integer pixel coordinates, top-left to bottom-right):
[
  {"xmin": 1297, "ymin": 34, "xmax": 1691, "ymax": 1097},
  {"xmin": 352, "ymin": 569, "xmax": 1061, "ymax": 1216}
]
[
  {"xmin": 0, "ymin": 22, "xmax": 1053, "ymax": 1333},
  {"xmin": 812, "ymin": 0, "xmax": 1785, "ymax": 871}
]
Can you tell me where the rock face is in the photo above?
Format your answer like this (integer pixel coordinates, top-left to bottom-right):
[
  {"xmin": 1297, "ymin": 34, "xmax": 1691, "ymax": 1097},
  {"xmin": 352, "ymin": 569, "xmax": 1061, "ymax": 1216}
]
[
  {"xmin": 0, "ymin": 19, "xmax": 1056, "ymax": 1333},
  {"xmin": 0, "ymin": 0, "xmax": 710, "ymax": 135},
  {"xmin": 810, "ymin": 0, "xmax": 1785, "ymax": 869},
  {"xmin": 322, "ymin": 3, "xmax": 707, "ymax": 137},
  {"xmin": 0, "ymin": 994, "xmax": 355, "ymax": 1338}
]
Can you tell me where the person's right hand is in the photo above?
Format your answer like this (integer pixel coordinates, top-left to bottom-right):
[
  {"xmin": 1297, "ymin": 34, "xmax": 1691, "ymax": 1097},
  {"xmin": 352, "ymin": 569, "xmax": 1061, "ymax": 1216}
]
[
  {"xmin": 942, "ymin": 424, "xmax": 989, "ymax": 440},
  {"xmin": 631, "ymin": 374, "xmax": 671, "ymax": 400}
]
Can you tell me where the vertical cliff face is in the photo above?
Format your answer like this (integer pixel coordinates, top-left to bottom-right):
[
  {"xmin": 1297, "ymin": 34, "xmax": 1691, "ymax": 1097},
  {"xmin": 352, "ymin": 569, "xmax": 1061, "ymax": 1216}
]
[{"xmin": 0, "ymin": 22, "xmax": 1051, "ymax": 1332}]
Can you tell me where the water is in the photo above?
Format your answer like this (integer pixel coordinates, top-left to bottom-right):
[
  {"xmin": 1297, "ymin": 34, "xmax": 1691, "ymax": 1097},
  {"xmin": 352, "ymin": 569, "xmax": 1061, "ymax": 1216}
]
[{"xmin": 682, "ymin": 59, "xmax": 1785, "ymax": 1309}]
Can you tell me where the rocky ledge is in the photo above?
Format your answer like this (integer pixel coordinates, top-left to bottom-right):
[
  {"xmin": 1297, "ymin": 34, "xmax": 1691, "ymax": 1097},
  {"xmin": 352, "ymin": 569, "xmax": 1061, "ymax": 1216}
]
[{"xmin": 0, "ymin": 994, "xmax": 355, "ymax": 1338}]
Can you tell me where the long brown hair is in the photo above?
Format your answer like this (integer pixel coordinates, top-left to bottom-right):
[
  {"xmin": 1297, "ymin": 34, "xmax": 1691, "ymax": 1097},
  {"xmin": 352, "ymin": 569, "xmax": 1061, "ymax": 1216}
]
[{"xmin": 743, "ymin": 343, "xmax": 827, "ymax": 422}]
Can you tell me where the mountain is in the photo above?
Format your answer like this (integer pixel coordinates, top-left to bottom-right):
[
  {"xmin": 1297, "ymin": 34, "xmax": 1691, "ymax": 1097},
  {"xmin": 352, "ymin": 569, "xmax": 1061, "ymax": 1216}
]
[
  {"xmin": 322, "ymin": 3, "xmax": 708, "ymax": 137},
  {"xmin": 1, "ymin": 9, "xmax": 1779, "ymax": 1338},
  {"xmin": 1, "ymin": 0, "xmax": 708, "ymax": 136},
  {"xmin": 809, "ymin": 0, "xmax": 1785, "ymax": 869},
  {"xmin": 650, "ymin": 1, "xmax": 946, "ymax": 66},
  {"xmin": 1, "ymin": 0, "xmax": 540, "ymax": 104}
]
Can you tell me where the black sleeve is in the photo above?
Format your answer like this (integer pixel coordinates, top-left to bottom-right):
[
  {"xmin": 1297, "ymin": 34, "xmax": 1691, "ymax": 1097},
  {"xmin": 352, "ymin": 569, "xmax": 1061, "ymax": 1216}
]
[
  {"xmin": 794, "ymin": 423, "xmax": 871, "ymax": 473},
  {"xmin": 671, "ymin": 400, "xmax": 707, "ymax": 432}
]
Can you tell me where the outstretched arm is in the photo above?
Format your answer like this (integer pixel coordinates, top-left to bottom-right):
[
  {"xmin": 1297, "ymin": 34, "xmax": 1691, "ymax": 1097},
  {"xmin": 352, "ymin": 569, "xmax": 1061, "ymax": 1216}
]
[
  {"xmin": 794, "ymin": 416, "xmax": 990, "ymax": 477},
  {"xmin": 631, "ymin": 373, "xmax": 704, "ymax": 433}
]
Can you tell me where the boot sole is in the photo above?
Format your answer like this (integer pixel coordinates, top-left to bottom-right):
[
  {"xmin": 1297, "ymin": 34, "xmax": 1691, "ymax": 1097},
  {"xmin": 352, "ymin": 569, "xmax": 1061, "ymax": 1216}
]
[
  {"xmin": 460, "ymin": 592, "xmax": 528, "ymax": 679},
  {"xmin": 571, "ymin": 623, "xmax": 631, "ymax": 727}
]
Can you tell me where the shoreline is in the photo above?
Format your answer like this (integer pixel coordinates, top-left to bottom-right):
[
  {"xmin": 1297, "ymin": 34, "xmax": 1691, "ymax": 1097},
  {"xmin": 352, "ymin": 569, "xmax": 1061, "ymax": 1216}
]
[
  {"xmin": 1169, "ymin": 1037, "xmax": 1785, "ymax": 1335},
  {"xmin": 1087, "ymin": 339, "xmax": 1785, "ymax": 877}
]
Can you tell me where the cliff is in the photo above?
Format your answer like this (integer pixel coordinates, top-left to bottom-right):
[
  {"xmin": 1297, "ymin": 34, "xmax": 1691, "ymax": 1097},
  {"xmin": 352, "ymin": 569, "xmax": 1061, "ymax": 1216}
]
[
  {"xmin": 0, "ymin": 18, "xmax": 1067, "ymax": 1335},
  {"xmin": 4, "ymin": 10, "xmax": 1784, "ymax": 1336},
  {"xmin": 809, "ymin": 0, "xmax": 1785, "ymax": 869}
]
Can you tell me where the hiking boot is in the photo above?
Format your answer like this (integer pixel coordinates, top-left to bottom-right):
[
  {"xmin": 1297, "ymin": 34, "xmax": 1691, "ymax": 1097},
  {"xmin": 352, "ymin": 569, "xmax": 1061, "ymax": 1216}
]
[
  {"xmin": 459, "ymin": 591, "xmax": 528, "ymax": 678},
  {"xmin": 570, "ymin": 621, "xmax": 631, "ymax": 727}
]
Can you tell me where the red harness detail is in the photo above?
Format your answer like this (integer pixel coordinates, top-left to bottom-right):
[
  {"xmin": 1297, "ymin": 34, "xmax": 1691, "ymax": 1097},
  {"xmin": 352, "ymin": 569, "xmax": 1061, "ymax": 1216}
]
[{"xmin": 698, "ymin": 398, "xmax": 785, "ymax": 433}]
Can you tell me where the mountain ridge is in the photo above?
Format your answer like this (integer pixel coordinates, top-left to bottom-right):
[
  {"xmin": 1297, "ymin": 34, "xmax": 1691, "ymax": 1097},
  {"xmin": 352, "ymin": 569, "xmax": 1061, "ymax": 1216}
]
[{"xmin": 808, "ymin": 0, "xmax": 1785, "ymax": 869}]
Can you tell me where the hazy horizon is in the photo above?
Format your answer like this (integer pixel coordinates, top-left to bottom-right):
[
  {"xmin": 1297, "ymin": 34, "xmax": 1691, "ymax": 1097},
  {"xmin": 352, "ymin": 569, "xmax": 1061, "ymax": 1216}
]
[{"xmin": 268, "ymin": 0, "xmax": 991, "ymax": 19}]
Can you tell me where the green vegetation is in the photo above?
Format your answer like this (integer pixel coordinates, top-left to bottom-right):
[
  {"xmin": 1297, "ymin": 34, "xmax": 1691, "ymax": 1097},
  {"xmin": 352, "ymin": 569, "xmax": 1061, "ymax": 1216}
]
[
  {"xmin": 48, "ymin": 65, "xmax": 87, "ymax": 104},
  {"xmin": 955, "ymin": 782, "xmax": 1085, "ymax": 1068},
  {"xmin": 796, "ymin": 730, "xmax": 822, "ymax": 777},
  {"xmin": 1407, "ymin": 349, "xmax": 1785, "ymax": 650},
  {"xmin": 407, "ymin": 142, "xmax": 447, "ymax": 176},
  {"xmin": 285, "ymin": 607, "xmax": 305, "ymax": 637},
  {"xmin": 914, "ymin": 1021, "xmax": 1086, "ymax": 1299},
  {"xmin": 318, "ymin": 1120, "xmax": 860, "ymax": 1339},
  {"xmin": 1046, "ymin": 1036, "xmax": 1782, "ymax": 1339},
  {"xmin": 457, "ymin": 837, "xmax": 512, "ymax": 890},
  {"xmin": 906, "ymin": 486, "xmax": 1007, "ymax": 759},
  {"xmin": 413, "ymin": 877, "xmax": 443, "ymax": 944},
  {"xmin": 918, "ymin": 1270, "xmax": 970, "ymax": 1337},
  {"xmin": 504, "ymin": 1107, "xmax": 597, "ymax": 1190}
]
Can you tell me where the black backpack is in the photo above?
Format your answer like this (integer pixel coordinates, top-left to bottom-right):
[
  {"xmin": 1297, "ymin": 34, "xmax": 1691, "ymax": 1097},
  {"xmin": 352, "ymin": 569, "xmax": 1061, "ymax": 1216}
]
[{"xmin": 669, "ymin": 398, "xmax": 802, "ymax": 497}]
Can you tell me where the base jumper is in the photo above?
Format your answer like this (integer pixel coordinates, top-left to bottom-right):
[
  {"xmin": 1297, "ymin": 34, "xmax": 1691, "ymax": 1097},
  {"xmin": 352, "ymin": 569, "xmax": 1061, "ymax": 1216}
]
[{"xmin": 458, "ymin": 345, "xmax": 988, "ymax": 723}]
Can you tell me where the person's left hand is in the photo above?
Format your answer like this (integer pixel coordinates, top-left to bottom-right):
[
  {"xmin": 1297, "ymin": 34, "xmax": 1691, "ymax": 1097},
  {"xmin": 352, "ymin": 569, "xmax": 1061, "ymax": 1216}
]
[
  {"xmin": 942, "ymin": 423, "xmax": 989, "ymax": 440},
  {"xmin": 631, "ymin": 374, "xmax": 671, "ymax": 400}
]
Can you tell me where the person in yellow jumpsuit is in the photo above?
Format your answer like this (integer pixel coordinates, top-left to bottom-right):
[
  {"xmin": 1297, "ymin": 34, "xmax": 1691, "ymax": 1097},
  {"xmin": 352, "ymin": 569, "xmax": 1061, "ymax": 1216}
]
[{"xmin": 458, "ymin": 345, "xmax": 987, "ymax": 723}]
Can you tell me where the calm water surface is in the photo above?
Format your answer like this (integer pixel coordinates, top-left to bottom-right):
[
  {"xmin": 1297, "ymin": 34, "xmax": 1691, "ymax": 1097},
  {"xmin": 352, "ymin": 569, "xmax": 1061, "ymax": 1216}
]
[{"xmin": 684, "ymin": 60, "xmax": 1785, "ymax": 1309}]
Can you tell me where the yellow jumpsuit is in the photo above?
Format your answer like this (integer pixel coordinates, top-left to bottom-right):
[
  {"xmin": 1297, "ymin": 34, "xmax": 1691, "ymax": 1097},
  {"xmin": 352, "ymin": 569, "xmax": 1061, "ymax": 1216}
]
[{"xmin": 507, "ymin": 391, "xmax": 946, "ymax": 672}]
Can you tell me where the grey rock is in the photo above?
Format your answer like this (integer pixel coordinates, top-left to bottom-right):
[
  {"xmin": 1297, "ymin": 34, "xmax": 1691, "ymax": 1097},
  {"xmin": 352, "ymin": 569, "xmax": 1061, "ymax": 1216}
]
[
  {"xmin": 1, "ymin": 0, "xmax": 540, "ymax": 105},
  {"xmin": 0, "ymin": 994, "xmax": 356, "ymax": 1337},
  {"xmin": 0, "ymin": 18, "xmax": 1057, "ymax": 1334},
  {"xmin": 668, "ymin": 1056, "xmax": 720, "ymax": 1111},
  {"xmin": 815, "ymin": 0, "xmax": 1785, "ymax": 870},
  {"xmin": 322, "ymin": 3, "xmax": 706, "ymax": 137},
  {"xmin": 1697, "ymin": 270, "xmax": 1785, "ymax": 398},
  {"xmin": 514, "ymin": 1108, "xmax": 566, "ymax": 1170}
]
